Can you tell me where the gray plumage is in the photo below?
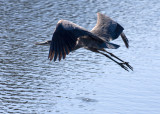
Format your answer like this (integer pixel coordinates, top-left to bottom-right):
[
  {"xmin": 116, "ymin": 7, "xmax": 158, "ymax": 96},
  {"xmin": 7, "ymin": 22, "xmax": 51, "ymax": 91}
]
[{"xmin": 36, "ymin": 13, "xmax": 133, "ymax": 71}]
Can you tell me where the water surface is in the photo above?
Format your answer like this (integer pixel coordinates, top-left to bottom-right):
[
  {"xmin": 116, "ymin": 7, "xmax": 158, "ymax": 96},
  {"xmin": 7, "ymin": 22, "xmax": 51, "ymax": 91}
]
[{"xmin": 0, "ymin": 0, "xmax": 160, "ymax": 113}]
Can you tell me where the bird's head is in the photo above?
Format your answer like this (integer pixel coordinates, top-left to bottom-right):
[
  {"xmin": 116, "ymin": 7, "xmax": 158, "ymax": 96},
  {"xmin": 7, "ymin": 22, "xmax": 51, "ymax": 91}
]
[{"xmin": 35, "ymin": 40, "xmax": 51, "ymax": 46}]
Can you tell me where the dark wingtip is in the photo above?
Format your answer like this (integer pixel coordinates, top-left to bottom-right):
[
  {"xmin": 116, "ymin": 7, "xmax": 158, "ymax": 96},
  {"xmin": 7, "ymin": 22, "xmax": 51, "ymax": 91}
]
[
  {"xmin": 121, "ymin": 32, "xmax": 129, "ymax": 48},
  {"xmin": 48, "ymin": 50, "xmax": 54, "ymax": 61}
]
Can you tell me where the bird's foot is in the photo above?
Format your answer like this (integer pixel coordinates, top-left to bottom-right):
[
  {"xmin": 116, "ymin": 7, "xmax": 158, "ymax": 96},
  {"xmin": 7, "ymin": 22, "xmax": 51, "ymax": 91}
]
[
  {"xmin": 120, "ymin": 62, "xmax": 133, "ymax": 71},
  {"xmin": 118, "ymin": 63, "xmax": 129, "ymax": 71},
  {"xmin": 125, "ymin": 62, "xmax": 133, "ymax": 71}
]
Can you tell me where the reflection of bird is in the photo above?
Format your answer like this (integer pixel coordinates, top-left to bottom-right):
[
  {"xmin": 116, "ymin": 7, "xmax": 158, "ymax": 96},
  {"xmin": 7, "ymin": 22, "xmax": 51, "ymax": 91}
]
[{"xmin": 36, "ymin": 13, "xmax": 133, "ymax": 71}]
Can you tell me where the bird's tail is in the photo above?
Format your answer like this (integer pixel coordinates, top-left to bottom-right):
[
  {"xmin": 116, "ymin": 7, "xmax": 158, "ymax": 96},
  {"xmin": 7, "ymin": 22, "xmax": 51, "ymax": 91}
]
[{"xmin": 100, "ymin": 42, "xmax": 120, "ymax": 49}]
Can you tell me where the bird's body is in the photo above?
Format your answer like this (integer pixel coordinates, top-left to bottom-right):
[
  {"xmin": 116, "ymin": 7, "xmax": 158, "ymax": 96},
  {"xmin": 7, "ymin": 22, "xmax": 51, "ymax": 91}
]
[{"xmin": 36, "ymin": 13, "xmax": 133, "ymax": 71}]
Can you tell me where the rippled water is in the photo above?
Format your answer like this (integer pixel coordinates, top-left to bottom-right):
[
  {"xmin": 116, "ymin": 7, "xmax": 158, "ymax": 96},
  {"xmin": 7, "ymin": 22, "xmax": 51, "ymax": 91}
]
[{"xmin": 1, "ymin": 0, "xmax": 160, "ymax": 113}]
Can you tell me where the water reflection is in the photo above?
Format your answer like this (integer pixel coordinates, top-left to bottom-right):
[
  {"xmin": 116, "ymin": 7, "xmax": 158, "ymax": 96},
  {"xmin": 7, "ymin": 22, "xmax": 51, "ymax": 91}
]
[{"xmin": 76, "ymin": 97, "xmax": 98, "ymax": 102}]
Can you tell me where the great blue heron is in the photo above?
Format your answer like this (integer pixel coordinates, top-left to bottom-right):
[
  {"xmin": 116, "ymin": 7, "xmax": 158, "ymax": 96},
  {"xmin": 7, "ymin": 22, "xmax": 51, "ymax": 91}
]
[{"xmin": 36, "ymin": 13, "xmax": 133, "ymax": 71}]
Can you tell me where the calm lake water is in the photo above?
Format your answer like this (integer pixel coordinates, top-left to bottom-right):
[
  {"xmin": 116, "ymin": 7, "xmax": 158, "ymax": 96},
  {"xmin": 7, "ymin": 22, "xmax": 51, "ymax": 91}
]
[{"xmin": 0, "ymin": 0, "xmax": 160, "ymax": 113}]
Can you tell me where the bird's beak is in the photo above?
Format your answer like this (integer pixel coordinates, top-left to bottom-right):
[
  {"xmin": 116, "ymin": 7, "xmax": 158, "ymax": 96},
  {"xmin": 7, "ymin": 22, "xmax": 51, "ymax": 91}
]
[{"xmin": 35, "ymin": 40, "xmax": 51, "ymax": 46}]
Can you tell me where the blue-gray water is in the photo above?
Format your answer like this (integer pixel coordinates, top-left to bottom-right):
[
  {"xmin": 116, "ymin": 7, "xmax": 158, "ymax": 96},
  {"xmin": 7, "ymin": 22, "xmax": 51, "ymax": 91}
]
[{"xmin": 0, "ymin": 0, "xmax": 160, "ymax": 114}]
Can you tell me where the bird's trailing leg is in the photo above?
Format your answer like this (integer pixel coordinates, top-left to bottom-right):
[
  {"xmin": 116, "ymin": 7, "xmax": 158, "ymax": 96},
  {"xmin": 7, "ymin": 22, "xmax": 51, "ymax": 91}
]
[
  {"xmin": 91, "ymin": 49, "xmax": 129, "ymax": 71},
  {"xmin": 101, "ymin": 49, "xmax": 133, "ymax": 71}
]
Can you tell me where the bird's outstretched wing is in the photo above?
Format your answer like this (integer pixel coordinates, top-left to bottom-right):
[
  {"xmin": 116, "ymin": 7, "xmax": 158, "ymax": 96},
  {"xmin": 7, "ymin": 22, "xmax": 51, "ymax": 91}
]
[
  {"xmin": 48, "ymin": 20, "xmax": 105, "ymax": 61},
  {"xmin": 91, "ymin": 12, "xmax": 129, "ymax": 48}
]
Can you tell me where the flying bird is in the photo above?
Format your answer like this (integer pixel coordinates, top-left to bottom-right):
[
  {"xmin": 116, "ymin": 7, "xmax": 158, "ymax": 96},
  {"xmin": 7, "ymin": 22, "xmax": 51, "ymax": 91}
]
[{"xmin": 36, "ymin": 13, "xmax": 133, "ymax": 71}]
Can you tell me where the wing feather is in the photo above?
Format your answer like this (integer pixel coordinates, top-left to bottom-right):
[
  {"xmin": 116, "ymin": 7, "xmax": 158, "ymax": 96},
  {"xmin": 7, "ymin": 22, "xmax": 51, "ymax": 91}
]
[
  {"xmin": 91, "ymin": 13, "xmax": 124, "ymax": 41},
  {"xmin": 49, "ymin": 20, "xmax": 104, "ymax": 61},
  {"xmin": 57, "ymin": 37, "xmax": 61, "ymax": 61},
  {"xmin": 60, "ymin": 39, "xmax": 65, "ymax": 59},
  {"xmin": 121, "ymin": 32, "xmax": 129, "ymax": 48},
  {"xmin": 91, "ymin": 13, "xmax": 129, "ymax": 48},
  {"xmin": 53, "ymin": 39, "xmax": 58, "ymax": 61}
]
